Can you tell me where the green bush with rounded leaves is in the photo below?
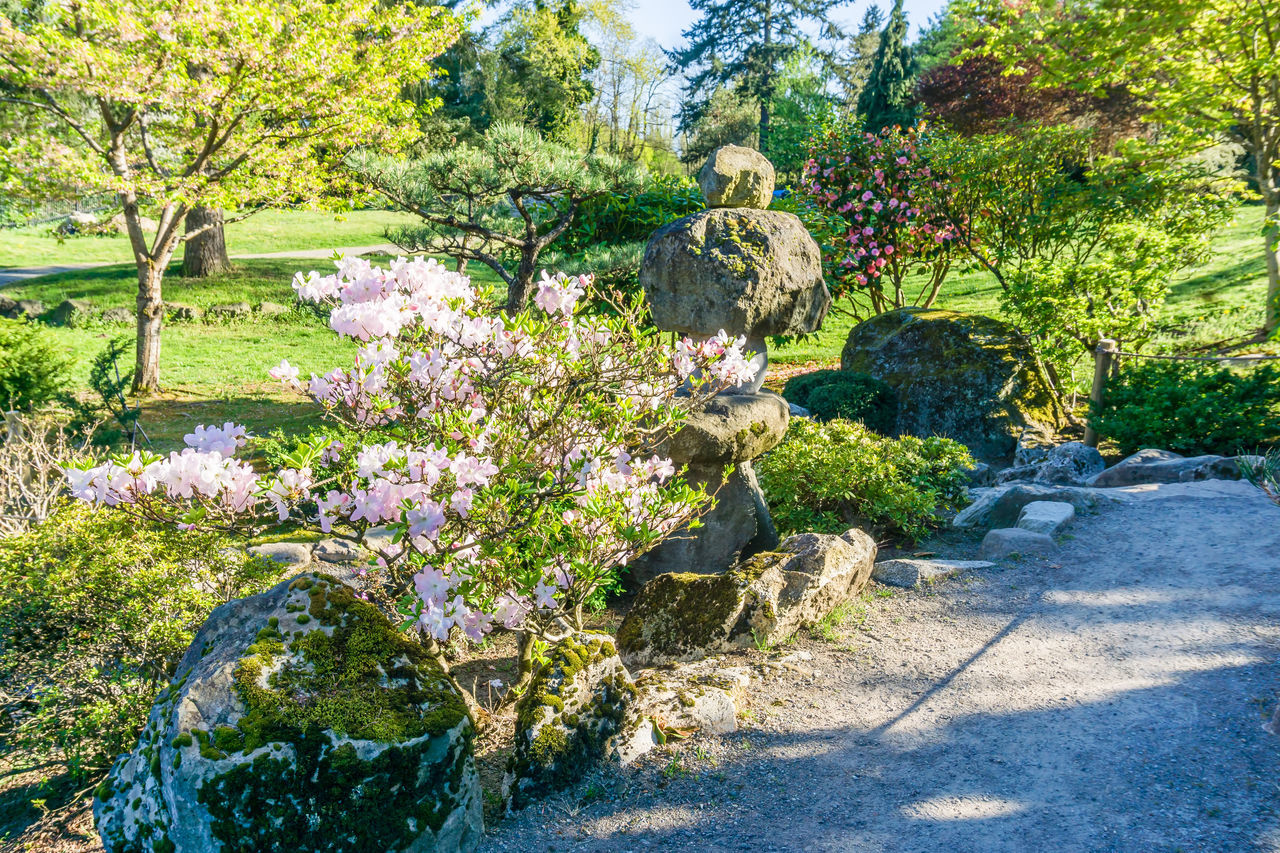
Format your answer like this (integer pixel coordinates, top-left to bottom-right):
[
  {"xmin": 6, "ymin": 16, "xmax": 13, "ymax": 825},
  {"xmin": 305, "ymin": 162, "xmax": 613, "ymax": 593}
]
[
  {"xmin": 0, "ymin": 502, "xmax": 281, "ymax": 783},
  {"xmin": 782, "ymin": 369, "xmax": 897, "ymax": 432},
  {"xmin": 757, "ymin": 418, "xmax": 972, "ymax": 541}
]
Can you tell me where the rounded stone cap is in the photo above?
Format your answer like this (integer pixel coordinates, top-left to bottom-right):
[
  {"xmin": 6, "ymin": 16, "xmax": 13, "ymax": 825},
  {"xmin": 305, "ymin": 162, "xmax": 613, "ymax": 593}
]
[
  {"xmin": 664, "ymin": 391, "xmax": 790, "ymax": 466},
  {"xmin": 699, "ymin": 145, "xmax": 776, "ymax": 209},
  {"xmin": 640, "ymin": 207, "xmax": 830, "ymax": 339}
]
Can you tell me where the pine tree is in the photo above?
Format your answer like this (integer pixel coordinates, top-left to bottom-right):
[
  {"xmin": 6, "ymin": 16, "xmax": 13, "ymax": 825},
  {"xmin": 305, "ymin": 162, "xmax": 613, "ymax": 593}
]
[
  {"xmin": 668, "ymin": 0, "xmax": 845, "ymax": 157},
  {"xmin": 858, "ymin": 0, "xmax": 916, "ymax": 132}
]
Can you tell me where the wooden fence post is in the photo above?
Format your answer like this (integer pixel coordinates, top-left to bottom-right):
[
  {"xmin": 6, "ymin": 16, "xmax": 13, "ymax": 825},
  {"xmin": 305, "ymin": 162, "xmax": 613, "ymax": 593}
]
[{"xmin": 1083, "ymin": 339, "xmax": 1117, "ymax": 448}]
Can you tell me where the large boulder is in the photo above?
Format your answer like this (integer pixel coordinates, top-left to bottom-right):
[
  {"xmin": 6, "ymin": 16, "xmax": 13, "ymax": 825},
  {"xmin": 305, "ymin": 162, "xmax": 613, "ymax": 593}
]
[
  {"xmin": 95, "ymin": 572, "xmax": 482, "ymax": 853},
  {"xmin": 840, "ymin": 308, "xmax": 1064, "ymax": 461},
  {"xmin": 619, "ymin": 529, "xmax": 876, "ymax": 666},
  {"xmin": 50, "ymin": 298, "xmax": 96, "ymax": 327},
  {"xmin": 698, "ymin": 144, "xmax": 776, "ymax": 209},
  {"xmin": 641, "ymin": 207, "xmax": 830, "ymax": 341},
  {"xmin": 1033, "ymin": 441, "xmax": 1106, "ymax": 486},
  {"xmin": 504, "ymin": 634, "xmax": 650, "ymax": 810},
  {"xmin": 1089, "ymin": 449, "xmax": 1245, "ymax": 487}
]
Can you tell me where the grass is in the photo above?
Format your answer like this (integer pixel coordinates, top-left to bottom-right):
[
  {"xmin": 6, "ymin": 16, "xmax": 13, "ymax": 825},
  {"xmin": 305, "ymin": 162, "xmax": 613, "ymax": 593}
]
[{"xmin": 0, "ymin": 208, "xmax": 418, "ymax": 268}]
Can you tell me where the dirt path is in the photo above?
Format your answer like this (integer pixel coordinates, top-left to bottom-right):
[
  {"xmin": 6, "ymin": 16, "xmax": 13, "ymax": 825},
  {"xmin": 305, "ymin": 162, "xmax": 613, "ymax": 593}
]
[{"xmin": 483, "ymin": 480, "xmax": 1280, "ymax": 852}]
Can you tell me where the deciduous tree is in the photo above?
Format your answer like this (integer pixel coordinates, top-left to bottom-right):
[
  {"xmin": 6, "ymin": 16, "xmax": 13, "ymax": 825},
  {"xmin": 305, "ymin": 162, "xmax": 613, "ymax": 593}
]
[{"xmin": 0, "ymin": 0, "xmax": 459, "ymax": 391}]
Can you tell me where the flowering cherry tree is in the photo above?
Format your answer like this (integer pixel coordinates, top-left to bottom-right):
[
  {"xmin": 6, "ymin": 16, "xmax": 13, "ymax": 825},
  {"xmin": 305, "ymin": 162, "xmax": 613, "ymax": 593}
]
[
  {"xmin": 804, "ymin": 119, "xmax": 962, "ymax": 317},
  {"xmin": 66, "ymin": 257, "xmax": 753, "ymax": 695}
]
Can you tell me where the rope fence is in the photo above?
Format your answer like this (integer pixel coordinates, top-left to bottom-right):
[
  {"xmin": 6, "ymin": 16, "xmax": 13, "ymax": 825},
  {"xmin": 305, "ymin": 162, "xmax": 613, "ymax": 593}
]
[{"xmin": 1082, "ymin": 339, "xmax": 1280, "ymax": 447}]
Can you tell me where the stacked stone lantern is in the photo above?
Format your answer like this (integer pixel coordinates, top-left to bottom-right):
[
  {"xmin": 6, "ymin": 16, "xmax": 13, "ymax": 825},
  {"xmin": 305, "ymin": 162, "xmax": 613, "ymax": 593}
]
[{"xmin": 630, "ymin": 145, "xmax": 831, "ymax": 585}]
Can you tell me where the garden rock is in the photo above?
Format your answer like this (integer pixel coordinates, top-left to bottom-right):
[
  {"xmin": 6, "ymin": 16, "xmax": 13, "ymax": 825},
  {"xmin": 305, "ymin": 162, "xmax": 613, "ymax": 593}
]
[
  {"xmin": 1014, "ymin": 424, "xmax": 1058, "ymax": 467},
  {"xmin": 1016, "ymin": 501, "xmax": 1075, "ymax": 535},
  {"xmin": 954, "ymin": 484, "xmax": 1106, "ymax": 530},
  {"xmin": 245, "ymin": 540, "xmax": 312, "ymax": 568},
  {"xmin": 963, "ymin": 463, "xmax": 996, "ymax": 487},
  {"xmin": 95, "ymin": 573, "xmax": 482, "ymax": 853},
  {"xmin": 619, "ymin": 528, "xmax": 876, "ymax": 666},
  {"xmin": 663, "ymin": 391, "xmax": 790, "ymax": 466},
  {"xmin": 872, "ymin": 558, "xmax": 995, "ymax": 588},
  {"xmin": 106, "ymin": 212, "xmax": 159, "ymax": 234},
  {"xmin": 628, "ymin": 462, "xmax": 777, "ymax": 586},
  {"xmin": 165, "ymin": 302, "xmax": 203, "ymax": 321},
  {"xmin": 840, "ymin": 308, "xmax": 1064, "ymax": 462},
  {"xmin": 258, "ymin": 301, "xmax": 289, "ymax": 316},
  {"xmin": 1089, "ymin": 449, "xmax": 1245, "ymax": 487},
  {"xmin": 101, "ymin": 307, "xmax": 134, "ymax": 324},
  {"xmin": 504, "ymin": 633, "xmax": 649, "ymax": 811},
  {"xmin": 980, "ymin": 527, "xmax": 1057, "ymax": 559},
  {"xmin": 313, "ymin": 537, "xmax": 360, "ymax": 563},
  {"xmin": 789, "ymin": 402, "xmax": 812, "ymax": 418},
  {"xmin": 698, "ymin": 144, "xmax": 776, "ymax": 209},
  {"xmin": 633, "ymin": 660, "xmax": 751, "ymax": 735},
  {"xmin": 641, "ymin": 207, "xmax": 829, "ymax": 341},
  {"xmin": 1034, "ymin": 441, "xmax": 1106, "ymax": 486},
  {"xmin": 995, "ymin": 464, "xmax": 1041, "ymax": 484},
  {"xmin": 1, "ymin": 298, "xmax": 45, "ymax": 320},
  {"xmin": 208, "ymin": 301, "xmax": 251, "ymax": 319},
  {"xmin": 50, "ymin": 298, "xmax": 95, "ymax": 327}
]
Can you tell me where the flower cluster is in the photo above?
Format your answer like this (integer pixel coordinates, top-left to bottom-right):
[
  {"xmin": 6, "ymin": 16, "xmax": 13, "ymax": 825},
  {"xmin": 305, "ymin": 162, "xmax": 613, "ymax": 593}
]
[
  {"xmin": 68, "ymin": 257, "xmax": 753, "ymax": 648},
  {"xmin": 804, "ymin": 121, "xmax": 961, "ymax": 314}
]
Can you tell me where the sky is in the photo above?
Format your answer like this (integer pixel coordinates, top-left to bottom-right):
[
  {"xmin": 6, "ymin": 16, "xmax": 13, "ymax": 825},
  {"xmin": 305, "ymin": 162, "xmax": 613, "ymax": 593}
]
[{"xmin": 626, "ymin": 0, "xmax": 951, "ymax": 51}]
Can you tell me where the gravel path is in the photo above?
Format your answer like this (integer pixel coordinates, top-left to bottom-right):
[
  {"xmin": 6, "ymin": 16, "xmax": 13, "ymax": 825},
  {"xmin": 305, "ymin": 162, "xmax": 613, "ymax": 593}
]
[{"xmin": 484, "ymin": 480, "xmax": 1280, "ymax": 852}]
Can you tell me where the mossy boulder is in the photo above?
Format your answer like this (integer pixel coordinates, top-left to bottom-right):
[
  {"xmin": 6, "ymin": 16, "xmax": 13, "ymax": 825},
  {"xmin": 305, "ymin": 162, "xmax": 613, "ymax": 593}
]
[
  {"xmin": 619, "ymin": 529, "xmax": 876, "ymax": 666},
  {"xmin": 640, "ymin": 207, "xmax": 830, "ymax": 341},
  {"xmin": 840, "ymin": 308, "xmax": 1064, "ymax": 462},
  {"xmin": 95, "ymin": 572, "xmax": 481, "ymax": 853},
  {"xmin": 504, "ymin": 633, "xmax": 651, "ymax": 810}
]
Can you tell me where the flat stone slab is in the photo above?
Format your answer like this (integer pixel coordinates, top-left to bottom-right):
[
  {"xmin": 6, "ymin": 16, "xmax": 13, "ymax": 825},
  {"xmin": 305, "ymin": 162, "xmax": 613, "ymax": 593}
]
[
  {"xmin": 314, "ymin": 537, "xmax": 360, "ymax": 563},
  {"xmin": 872, "ymin": 559, "xmax": 996, "ymax": 588},
  {"xmin": 980, "ymin": 527, "xmax": 1057, "ymax": 560},
  {"xmin": 1017, "ymin": 501, "xmax": 1075, "ymax": 535},
  {"xmin": 246, "ymin": 540, "xmax": 312, "ymax": 567}
]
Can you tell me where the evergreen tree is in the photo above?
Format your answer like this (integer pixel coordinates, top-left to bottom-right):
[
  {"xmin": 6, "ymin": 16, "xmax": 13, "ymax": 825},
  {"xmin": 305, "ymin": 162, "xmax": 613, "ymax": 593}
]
[
  {"xmin": 858, "ymin": 0, "xmax": 916, "ymax": 132},
  {"xmin": 668, "ymin": 0, "xmax": 845, "ymax": 157}
]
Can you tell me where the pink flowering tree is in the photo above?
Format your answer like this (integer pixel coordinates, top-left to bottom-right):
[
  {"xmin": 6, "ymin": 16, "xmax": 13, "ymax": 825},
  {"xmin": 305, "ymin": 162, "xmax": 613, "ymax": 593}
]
[
  {"xmin": 803, "ymin": 118, "xmax": 963, "ymax": 317},
  {"xmin": 65, "ymin": 257, "xmax": 754, "ymax": 705}
]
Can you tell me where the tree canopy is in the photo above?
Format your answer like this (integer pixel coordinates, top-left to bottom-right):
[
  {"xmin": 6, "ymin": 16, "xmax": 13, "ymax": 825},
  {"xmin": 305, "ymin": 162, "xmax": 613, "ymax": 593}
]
[
  {"xmin": 0, "ymin": 0, "xmax": 460, "ymax": 390},
  {"xmin": 667, "ymin": 0, "xmax": 845, "ymax": 156}
]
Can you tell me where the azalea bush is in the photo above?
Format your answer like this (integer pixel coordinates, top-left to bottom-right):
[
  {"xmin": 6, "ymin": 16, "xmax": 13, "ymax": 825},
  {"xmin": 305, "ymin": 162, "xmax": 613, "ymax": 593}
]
[
  {"xmin": 758, "ymin": 418, "xmax": 972, "ymax": 541},
  {"xmin": 65, "ymin": 257, "xmax": 753, "ymax": 693},
  {"xmin": 803, "ymin": 119, "xmax": 961, "ymax": 317}
]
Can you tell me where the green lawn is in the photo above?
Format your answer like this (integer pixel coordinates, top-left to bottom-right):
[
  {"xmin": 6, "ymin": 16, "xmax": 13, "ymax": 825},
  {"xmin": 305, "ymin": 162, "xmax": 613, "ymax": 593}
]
[{"xmin": 0, "ymin": 209, "xmax": 418, "ymax": 268}]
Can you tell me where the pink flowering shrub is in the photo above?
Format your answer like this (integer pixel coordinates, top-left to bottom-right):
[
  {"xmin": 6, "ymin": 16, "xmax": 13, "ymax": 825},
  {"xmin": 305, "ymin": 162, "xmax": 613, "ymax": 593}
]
[
  {"xmin": 803, "ymin": 119, "xmax": 962, "ymax": 316},
  {"xmin": 66, "ymin": 257, "xmax": 754, "ymax": 680}
]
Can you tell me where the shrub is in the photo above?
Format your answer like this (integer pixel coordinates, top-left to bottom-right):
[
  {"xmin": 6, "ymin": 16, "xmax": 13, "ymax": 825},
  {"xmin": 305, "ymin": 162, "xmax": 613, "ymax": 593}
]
[
  {"xmin": 0, "ymin": 318, "xmax": 73, "ymax": 412},
  {"xmin": 1242, "ymin": 451, "xmax": 1280, "ymax": 506},
  {"xmin": 559, "ymin": 174, "xmax": 704, "ymax": 255},
  {"xmin": 1087, "ymin": 360, "xmax": 1280, "ymax": 457},
  {"xmin": 757, "ymin": 418, "xmax": 972, "ymax": 541},
  {"xmin": 0, "ymin": 502, "xmax": 280, "ymax": 783},
  {"xmin": 782, "ymin": 369, "xmax": 897, "ymax": 432}
]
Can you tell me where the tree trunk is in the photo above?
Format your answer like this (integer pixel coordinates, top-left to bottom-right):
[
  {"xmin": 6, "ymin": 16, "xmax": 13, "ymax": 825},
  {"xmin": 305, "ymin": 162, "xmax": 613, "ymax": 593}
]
[
  {"xmin": 133, "ymin": 264, "xmax": 164, "ymax": 393},
  {"xmin": 506, "ymin": 249, "xmax": 538, "ymax": 314},
  {"xmin": 182, "ymin": 206, "xmax": 230, "ymax": 278},
  {"xmin": 759, "ymin": 0, "xmax": 773, "ymax": 155}
]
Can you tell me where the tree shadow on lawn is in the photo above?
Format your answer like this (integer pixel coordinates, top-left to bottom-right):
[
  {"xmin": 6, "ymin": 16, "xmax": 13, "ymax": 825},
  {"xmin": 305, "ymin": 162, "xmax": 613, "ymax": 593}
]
[{"xmin": 136, "ymin": 392, "xmax": 328, "ymax": 454}]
